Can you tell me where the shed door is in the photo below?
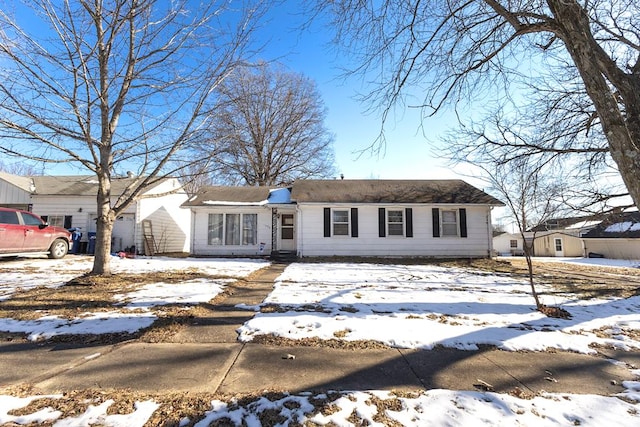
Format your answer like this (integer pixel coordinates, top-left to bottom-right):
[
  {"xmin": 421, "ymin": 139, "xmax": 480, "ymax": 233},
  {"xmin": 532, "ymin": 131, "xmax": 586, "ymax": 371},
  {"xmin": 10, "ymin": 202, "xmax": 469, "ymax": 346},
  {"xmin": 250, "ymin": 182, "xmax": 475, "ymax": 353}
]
[{"xmin": 554, "ymin": 238, "xmax": 564, "ymax": 257}]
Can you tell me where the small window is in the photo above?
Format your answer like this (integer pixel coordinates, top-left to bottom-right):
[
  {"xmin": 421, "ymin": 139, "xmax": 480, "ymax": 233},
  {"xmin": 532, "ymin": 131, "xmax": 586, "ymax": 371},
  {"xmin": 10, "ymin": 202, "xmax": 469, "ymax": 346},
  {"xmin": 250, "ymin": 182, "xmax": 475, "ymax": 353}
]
[
  {"xmin": 225, "ymin": 214, "xmax": 241, "ymax": 245},
  {"xmin": 243, "ymin": 214, "xmax": 257, "ymax": 245},
  {"xmin": 510, "ymin": 239, "xmax": 518, "ymax": 248},
  {"xmin": 281, "ymin": 214, "xmax": 294, "ymax": 239},
  {"xmin": 43, "ymin": 215, "xmax": 72, "ymax": 228},
  {"xmin": 441, "ymin": 210, "xmax": 458, "ymax": 236},
  {"xmin": 208, "ymin": 214, "xmax": 223, "ymax": 245},
  {"xmin": 332, "ymin": 210, "xmax": 349, "ymax": 236},
  {"xmin": 555, "ymin": 238, "xmax": 563, "ymax": 251},
  {"xmin": 387, "ymin": 210, "xmax": 404, "ymax": 236}
]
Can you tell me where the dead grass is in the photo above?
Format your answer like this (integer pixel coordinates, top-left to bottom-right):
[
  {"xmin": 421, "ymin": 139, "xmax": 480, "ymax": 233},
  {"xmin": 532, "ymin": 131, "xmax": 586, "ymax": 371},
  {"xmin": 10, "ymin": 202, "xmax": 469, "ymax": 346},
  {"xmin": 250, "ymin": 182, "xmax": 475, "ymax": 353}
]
[
  {"xmin": 1, "ymin": 258, "xmax": 638, "ymax": 424},
  {"xmin": 1, "ymin": 386, "xmax": 433, "ymax": 427}
]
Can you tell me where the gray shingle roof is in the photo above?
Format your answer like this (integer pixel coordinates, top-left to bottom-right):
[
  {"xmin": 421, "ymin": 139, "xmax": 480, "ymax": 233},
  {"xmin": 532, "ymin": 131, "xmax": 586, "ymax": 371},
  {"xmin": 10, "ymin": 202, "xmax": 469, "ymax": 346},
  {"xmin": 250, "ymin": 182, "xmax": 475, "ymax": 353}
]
[
  {"xmin": 28, "ymin": 175, "xmax": 169, "ymax": 196},
  {"xmin": 290, "ymin": 179, "xmax": 504, "ymax": 205},
  {"xmin": 183, "ymin": 186, "xmax": 276, "ymax": 206},
  {"xmin": 582, "ymin": 211, "xmax": 640, "ymax": 239}
]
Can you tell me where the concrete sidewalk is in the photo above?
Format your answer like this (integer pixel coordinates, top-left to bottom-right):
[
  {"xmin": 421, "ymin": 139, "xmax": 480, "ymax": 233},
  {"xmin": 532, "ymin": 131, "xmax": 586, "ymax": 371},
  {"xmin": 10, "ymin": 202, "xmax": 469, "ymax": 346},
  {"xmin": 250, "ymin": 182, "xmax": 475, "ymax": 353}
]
[{"xmin": 1, "ymin": 263, "xmax": 637, "ymax": 396}]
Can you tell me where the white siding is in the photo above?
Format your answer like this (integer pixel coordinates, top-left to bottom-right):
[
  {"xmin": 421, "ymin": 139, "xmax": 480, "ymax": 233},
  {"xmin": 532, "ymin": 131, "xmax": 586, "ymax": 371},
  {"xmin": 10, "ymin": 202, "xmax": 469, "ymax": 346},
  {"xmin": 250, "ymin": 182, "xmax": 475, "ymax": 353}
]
[
  {"xmin": 493, "ymin": 233, "xmax": 524, "ymax": 256},
  {"xmin": 190, "ymin": 206, "xmax": 272, "ymax": 256},
  {"xmin": 297, "ymin": 204, "xmax": 492, "ymax": 258},
  {"xmin": 0, "ymin": 180, "xmax": 31, "ymax": 206},
  {"xmin": 31, "ymin": 196, "xmax": 96, "ymax": 232},
  {"xmin": 582, "ymin": 239, "xmax": 640, "ymax": 260},
  {"xmin": 138, "ymin": 180, "xmax": 190, "ymax": 253}
]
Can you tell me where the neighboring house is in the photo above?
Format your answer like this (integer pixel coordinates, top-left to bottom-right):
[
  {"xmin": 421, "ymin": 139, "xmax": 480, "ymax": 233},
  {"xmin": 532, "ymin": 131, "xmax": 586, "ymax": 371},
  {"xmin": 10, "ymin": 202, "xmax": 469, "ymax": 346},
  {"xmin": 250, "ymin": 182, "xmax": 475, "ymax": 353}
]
[
  {"xmin": 531, "ymin": 231, "xmax": 584, "ymax": 257},
  {"xmin": 527, "ymin": 215, "xmax": 603, "ymax": 257},
  {"xmin": 0, "ymin": 172, "xmax": 190, "ymax": 255},
  {"xmin": 493, "ymin": 232, "xmax": 525, "ymax": 256},
  {"xmin": 183, "ymin": 179, "xmax": 504, "ymax": 258},
  {"xmin": 182, "ymin": 186, "xmax": 291, "ymax": 257},
  {"xmin": 581, "ymin": 210, "xmax": 640, "ymax": 259}
]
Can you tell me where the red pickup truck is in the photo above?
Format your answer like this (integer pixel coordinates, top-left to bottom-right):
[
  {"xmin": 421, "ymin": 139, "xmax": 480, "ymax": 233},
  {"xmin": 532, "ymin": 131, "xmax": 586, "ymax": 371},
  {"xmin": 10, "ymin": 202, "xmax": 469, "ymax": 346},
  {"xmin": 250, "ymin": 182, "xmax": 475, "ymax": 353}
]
[{"xmin": 0, "ymin": 207, "xmax": 72, "ymax": 259}]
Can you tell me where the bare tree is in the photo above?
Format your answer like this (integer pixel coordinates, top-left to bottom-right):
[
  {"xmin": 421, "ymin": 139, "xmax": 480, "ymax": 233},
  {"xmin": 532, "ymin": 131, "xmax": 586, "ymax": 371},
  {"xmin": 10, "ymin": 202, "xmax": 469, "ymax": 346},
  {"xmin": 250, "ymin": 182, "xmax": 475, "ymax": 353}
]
[
  {"xmin": 444, "ymin": 102, "xmax": 631, "ymax": 214},
  {"xmin": 200, "ymin": 62, "xmax": 336, "ymax": 186},
  {"xmin": 314, "ymin": 1, "xmax": 640, "ymax": 208},
  {"xmin": 482, "ymin": 158, "xmax": 570, "ymax": 317},
  {"xmin": 0, "ymin": 159, "xmax": 42, "ymax": 176},
  {"xmin": 0, "ymin": 0, "xmax": 266, "ymax": 274}
]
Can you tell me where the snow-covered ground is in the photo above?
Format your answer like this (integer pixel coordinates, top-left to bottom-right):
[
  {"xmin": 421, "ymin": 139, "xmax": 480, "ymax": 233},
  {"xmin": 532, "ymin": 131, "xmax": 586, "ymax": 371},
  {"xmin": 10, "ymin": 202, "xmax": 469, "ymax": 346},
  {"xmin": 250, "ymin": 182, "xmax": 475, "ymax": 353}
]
[
  {"xmin": 1, "ymin": 256, "xmax": 639, "ymax": 426},
  {"xmin": 503, "ymin": 256, "xmax": 640, "ymax": 269},
  {"xmin": 238, "ymin": 262, "xmax": 640, "ymax": 354}
]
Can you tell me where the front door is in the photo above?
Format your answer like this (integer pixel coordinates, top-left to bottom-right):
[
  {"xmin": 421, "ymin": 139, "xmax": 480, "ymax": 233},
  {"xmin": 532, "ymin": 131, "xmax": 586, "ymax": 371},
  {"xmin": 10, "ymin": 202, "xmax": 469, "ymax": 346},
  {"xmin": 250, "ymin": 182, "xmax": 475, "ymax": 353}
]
[
  {"xmin": 279, "ymin": 213, "xmax": 295, "ymax": 252},
  {"xmin": 554, "ymin": 237, "xmax": 564, "ymax": 257}
]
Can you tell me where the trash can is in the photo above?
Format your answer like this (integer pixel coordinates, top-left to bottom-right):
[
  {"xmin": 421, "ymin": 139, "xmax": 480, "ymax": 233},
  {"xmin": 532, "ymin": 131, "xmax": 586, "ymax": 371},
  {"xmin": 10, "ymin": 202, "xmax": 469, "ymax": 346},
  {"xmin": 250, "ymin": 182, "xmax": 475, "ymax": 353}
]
[
  {"xmin": 87, "ymin": 232, "xmax": 97, "ymax": 254},
  {"xmin": 68, "ymin": 228, "xmax": 82, "ymax": 254}
]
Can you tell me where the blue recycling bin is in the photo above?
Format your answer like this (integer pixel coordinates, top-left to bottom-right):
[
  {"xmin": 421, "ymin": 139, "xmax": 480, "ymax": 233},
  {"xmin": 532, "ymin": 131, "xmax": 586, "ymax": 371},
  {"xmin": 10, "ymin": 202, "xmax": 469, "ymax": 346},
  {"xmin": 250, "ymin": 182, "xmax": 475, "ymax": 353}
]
[
  {"xmin": 87, "ymin": 232, "xmax": 97, "ymax": 254},
  {"xmin": 68, "ymin": 228, "xmax": 82, "ymax": 254}
]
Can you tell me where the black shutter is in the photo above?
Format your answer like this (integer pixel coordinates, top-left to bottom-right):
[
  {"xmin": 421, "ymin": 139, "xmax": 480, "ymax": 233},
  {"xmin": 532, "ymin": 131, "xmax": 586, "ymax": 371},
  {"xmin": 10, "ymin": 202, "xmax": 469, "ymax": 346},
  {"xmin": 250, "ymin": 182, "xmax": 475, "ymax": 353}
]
[
  {"xmin": 459, "ymin": 208, "xmax": 468, "ymax": 238},
  {"xmin": 41, "ymin": 215, "xmax": 48, "ymax": 223},
  {"xmin": 323, "ymin": 208, "xmax": 331, "ymax": 237},
  {"xmin": 378, "ymin": 208, "xmax": 386, "ymax": 237},
  {"xmin": 405, "ymin": 208, "xmax": 413, "ymax": 238},
  {"xmin": 64, "ymin": 216, "xmax": 73, "ymax": 229},
  {"xmin": 351, "ymin": 208, "xmax": 358, "ymax": 237},
  {"xmin": 432, "ymin": 208, "xmax": 440, "ymax": 238}
]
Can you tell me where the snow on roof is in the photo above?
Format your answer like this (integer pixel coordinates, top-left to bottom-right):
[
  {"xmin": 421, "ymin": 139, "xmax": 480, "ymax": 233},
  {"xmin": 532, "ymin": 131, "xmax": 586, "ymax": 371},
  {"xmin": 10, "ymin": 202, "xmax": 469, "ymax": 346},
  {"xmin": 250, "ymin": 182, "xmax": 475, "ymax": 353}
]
[
  {"xmin": 604, "ymin": 222, "xmax": 640, "ymax": 233},
  {"xmin": 203, "ymin": 200, "xmax": 268, "ymax": 206},
  {"xmin": 565, "ymin": 220, "xmax": 602, "ymax": 230}
]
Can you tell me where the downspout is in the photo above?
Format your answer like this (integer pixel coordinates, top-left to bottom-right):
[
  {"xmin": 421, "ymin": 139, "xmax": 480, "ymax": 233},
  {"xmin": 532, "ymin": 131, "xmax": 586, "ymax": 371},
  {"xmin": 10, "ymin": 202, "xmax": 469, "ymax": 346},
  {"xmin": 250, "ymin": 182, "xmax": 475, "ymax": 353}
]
[
  {"xmin": 296, "ymin": 204, "xmax": 302, "ymax": 257},
  {"xmin": 487, "ymin": 206, "xmax": 494, "ymax": 258},
  {"xmin": 190, "ymin": 209, "xmax": 196, "ymax": 255}
]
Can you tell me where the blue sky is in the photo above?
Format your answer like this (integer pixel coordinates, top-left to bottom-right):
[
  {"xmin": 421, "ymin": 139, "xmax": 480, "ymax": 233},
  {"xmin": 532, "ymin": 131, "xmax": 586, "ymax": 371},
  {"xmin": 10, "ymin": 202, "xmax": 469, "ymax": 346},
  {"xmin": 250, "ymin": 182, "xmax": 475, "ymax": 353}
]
[
  {"xmin": 0, "ymin": 1, "xmax": 481, "ymax": 187},
  {"xmin": 254, "ymin": 3, "xmax": 479, "ymax": 184}
]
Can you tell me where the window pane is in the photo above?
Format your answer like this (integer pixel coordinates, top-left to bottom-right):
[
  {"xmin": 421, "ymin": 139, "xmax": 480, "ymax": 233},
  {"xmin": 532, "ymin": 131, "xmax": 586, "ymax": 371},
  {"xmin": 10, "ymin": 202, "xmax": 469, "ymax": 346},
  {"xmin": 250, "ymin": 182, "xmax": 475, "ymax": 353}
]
[
  {"xmin": 388, "ymin": 223, "xmax": 404, "ymax": 235},
  {"xmin": 333, "ymin": 210, "xmax": 348, "ymax": 223},
  {"xmin": 442, "ymin": 224, "xmax": 458, "ymax": 236},
  {"xmin": 441, "ymin": 210, "xmax": 458, "ymax": 236},
  {"xmin": 242, "ymin": 214, "xmax": 257, "ymax": 245},
  {"xmin": 332, "ymin": 210, "xmax": 349, "ymax": 235},
  {"xmin": 225, "ymin": 214, "xmax": 240, "ymax": 245},
  {"xmin": 387, "ymin": 210, "xmax": 403, "ymax": 236},
  {"xmin": 333, "ymin": 223, "xmax": 349, "ymax": 235},
  {"xmin": 283, "ymin": 215, "xmax": 294, "ymax": 226},
  {"xmin": 510, "ymin": 240, "xmax": 518, "ymax": 248},
  {"xmin": 442, "ymin": 211, "xmax": 457, "ymax": 223},
  {"xmin": 388, "ymin": 210, "xmax": 403, "ymax": 223},
  {"xmin": 47, "ymin": 215, "xmax": 64, "ymax": 227},
  {"xmin": 555, "ymin": 239, "xmax": 562, "ymax": 251},
  {"xmin": 207, "ymin": 214, "xmax": 223, "ymax": 245}
]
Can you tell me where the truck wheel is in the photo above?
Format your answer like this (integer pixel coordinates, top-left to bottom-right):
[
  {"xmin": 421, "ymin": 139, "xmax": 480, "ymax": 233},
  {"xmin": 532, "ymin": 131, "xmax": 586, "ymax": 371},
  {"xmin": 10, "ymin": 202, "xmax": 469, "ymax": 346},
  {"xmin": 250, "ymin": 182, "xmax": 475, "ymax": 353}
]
[{"xmin": 49, "ymin": 239, "xmax": 69, "ymax": 259}]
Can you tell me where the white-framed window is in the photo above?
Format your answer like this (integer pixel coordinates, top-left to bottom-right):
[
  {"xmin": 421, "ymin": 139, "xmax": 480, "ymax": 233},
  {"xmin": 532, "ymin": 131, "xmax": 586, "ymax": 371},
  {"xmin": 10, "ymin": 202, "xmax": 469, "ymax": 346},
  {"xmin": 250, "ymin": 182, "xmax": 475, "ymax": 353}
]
[
  {"xmin": 387, "ymin": 209, "xmax": 404, "ymax": 236},
  {"xmin": 332, "ymin": 209, "xmax": 349, "ymax": 236},
  {"xmin": 441, "ymin": 210, "xmax": 458, "ymax": 236},
  {"xmin": 208, "ymin": 213, "xmax": 257, "ymax": 246},
  {"xmin": 554, "ymin": 238, "xmax": 563, "ymax": 251},
  {"xmin": 40, "ymin": 215, "xmax": 72, "ymax": 229}
]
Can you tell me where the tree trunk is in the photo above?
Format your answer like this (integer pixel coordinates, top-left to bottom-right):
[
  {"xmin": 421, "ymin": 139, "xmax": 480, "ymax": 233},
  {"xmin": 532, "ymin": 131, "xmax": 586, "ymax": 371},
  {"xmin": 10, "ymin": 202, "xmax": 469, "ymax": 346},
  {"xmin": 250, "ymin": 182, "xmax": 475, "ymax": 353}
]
[
  {"xmin": 548, "ymin": 0, "xmax": 640, "ymax": 208},
  {"xmin": 522, "ymin": 236, "xmax": 541, "ymax": 308},
  {"xmin": 91, "ymin": 168, "xmax": 114, "ymax": 275}
]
